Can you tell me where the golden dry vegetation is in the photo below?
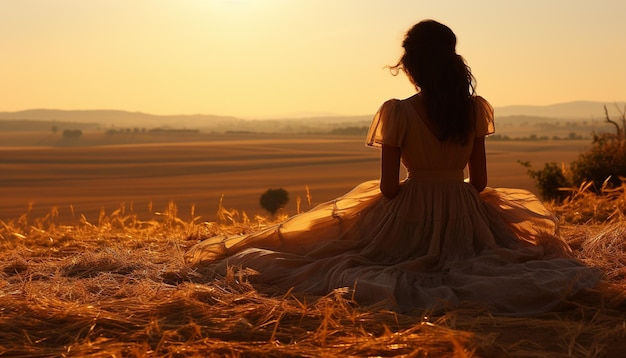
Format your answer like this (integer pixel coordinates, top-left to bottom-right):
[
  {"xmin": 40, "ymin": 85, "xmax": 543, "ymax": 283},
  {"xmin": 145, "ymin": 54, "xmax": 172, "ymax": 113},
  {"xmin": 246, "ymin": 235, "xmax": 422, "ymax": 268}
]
[
  {"xmin": 1, "ymin": 134, "xmax": 625, "ymax": 357},
  {"xmin": 1, "ymin": 185, "xmax": 625, "ymax": 357}
]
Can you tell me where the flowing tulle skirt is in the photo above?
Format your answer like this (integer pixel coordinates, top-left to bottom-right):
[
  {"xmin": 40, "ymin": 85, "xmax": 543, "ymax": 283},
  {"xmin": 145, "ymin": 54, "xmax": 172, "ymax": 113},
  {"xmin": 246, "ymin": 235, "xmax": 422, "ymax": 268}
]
[{"xmin": 186, "ymin": 179, "xmax": 601, "ymax": 315}]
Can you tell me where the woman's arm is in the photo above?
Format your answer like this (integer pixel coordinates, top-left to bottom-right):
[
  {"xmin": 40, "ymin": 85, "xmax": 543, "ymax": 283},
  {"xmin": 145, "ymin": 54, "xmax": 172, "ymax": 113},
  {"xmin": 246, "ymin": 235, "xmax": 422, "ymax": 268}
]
[
  {"xmin": 380, "ymin": 144, "xmax": 401, "ymax": 198},
  {"xmin": 468, "ymin": 136, "xmax": 487, "ymax": 192}
]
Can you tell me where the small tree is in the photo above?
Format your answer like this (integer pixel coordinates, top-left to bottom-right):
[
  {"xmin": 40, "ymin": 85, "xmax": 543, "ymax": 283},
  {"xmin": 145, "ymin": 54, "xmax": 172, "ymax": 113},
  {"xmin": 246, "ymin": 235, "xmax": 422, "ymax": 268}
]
[
  {"xmin": 260, "ymin": 188, "xmax": 289, "ymax": 216},
  {"xmin": 602, "ymin": 104, "xmax": 625, "ymax": 141}
]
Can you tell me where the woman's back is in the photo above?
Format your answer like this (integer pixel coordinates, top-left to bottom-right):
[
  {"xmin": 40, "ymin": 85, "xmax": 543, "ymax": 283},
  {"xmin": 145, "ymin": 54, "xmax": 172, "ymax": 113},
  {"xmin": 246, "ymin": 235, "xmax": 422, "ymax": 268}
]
[{"xmin": 367, "ymin": 95, "xmax": 494, "ymax": 175}]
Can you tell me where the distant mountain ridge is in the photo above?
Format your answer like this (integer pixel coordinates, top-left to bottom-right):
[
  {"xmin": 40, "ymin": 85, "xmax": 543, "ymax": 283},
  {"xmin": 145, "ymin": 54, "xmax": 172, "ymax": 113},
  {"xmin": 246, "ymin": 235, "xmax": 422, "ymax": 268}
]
[
  {"xmin": 495, "ymin": 100, "xmax": 626, "ymax": 118},
  {"xmin": 0, "ymin": 109, "xmax": 243, "ymax": 129},
  {"xmin": 0, "ymin": 100, "xmax": 624, "ymax": 133},
  {"xmin": 0, "ymin": 109, "xmax": 373, "ymax": 133}
]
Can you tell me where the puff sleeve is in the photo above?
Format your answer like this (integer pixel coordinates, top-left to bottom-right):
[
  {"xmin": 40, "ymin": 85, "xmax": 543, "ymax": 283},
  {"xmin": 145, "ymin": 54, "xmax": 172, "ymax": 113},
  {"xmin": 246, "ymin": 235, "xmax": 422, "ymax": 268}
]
[
  {"xmin": 474, "ymin": 96, "xmax": 495, "ymax": 137},
  {"xmin": 365, "ymin": 99, "xmax": 406, "ymax": 148}
]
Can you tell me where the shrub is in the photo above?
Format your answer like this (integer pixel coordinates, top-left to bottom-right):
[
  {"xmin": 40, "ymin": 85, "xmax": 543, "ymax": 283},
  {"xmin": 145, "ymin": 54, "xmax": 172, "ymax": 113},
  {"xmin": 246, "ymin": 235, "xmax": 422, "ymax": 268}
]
[
  {"xmin": 519, "ymin": 161, "xmax": 571, "ymax": 202},
  {"xmin": 522, "ymin": 104, "xmax": 626, "ymax": 201},
  {"xmin": 570, "ymin": 137, "xmax": 626, "ymax": 191},
  {"xmin": 260, "ymin": 188, "xmax": 289, "ymax": 215}
]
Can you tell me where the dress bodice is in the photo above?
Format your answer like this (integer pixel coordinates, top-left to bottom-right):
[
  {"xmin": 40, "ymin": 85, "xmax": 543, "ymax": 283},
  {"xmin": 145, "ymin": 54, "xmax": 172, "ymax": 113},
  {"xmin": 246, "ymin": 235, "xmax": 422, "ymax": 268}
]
[{"xmin": 366, "ymin": 95, "xmax": 495, "ymax": 177}]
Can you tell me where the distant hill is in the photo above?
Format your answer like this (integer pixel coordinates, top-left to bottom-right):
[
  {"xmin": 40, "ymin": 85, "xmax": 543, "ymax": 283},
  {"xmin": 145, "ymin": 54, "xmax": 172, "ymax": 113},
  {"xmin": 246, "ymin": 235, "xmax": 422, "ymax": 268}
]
[
  {"xmin": 495, "ymin": 101, "xmax": 626, "ymax": 118},
  {"xmin": 0, "ymin": 109, "xmax": 372, "ymax": 133},
  {"xmin": 0, "ymin": 100, "xmax": 623, "ymax": 134},
  {"xmin": 0, "ymin": 109, "xmax": 242, "ymax": 130}
]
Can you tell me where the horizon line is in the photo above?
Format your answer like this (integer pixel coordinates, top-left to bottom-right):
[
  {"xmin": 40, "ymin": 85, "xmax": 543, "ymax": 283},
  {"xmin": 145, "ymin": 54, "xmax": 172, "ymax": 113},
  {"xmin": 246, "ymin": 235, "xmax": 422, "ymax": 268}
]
[{"xmin": 1, "ymin": 99, "xmax": 625, "ymax": 119}]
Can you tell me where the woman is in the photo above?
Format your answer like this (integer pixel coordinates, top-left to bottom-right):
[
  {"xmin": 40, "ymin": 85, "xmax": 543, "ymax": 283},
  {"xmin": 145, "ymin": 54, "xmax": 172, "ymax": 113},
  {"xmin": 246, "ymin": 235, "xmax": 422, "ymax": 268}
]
[{"xmin": 186, "ymin": 20, "xmax": 600, "ymax": 314}]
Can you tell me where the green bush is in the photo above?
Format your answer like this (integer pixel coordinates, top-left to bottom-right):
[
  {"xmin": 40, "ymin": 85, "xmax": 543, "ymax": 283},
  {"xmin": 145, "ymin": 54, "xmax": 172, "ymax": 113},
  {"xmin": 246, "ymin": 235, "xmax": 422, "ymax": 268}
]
[
  {"xmin": 522, "ymin": 105, "xmax": 626, "ymax": 201},
  {"xmin": 570, "ymin": 135, "xmax": 626, "ymax": 191},
  {"xmin": 521, "ymin": 138, "xmax": 626, "ymax": 201},
  {"xmin": 519, "ymin": 161, "xmax": 571, "ymax": 202}
]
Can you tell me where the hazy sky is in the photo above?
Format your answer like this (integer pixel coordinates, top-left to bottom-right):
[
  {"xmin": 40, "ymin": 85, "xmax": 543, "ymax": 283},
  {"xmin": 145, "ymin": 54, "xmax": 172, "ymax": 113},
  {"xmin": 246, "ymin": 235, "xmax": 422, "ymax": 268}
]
[{"xmin": 1, "ymin": 0, "xmax": 625, "ymax": 118}]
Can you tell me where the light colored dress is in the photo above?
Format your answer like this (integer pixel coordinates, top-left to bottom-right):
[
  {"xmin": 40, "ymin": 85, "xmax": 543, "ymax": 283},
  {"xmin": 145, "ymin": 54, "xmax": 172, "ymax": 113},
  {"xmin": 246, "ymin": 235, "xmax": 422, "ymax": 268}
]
[{"xmin": 185, "ymin": 96, "xmax": 600, "ymax": 315}]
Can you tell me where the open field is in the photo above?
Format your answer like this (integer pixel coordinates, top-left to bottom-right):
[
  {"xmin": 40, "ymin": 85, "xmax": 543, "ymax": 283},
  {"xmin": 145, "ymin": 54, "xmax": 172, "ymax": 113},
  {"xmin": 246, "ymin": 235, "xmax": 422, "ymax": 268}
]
[
  {"xmin": 0, "ymin": 181, "xmax": 625, "ymax": 356},
  {"xmin": 0, "ymin": 132, "xmax": 592, "ymax": 224},
  {"xmin": 1, "ymin": 132, "xmax": 625, "ymax": 356}
]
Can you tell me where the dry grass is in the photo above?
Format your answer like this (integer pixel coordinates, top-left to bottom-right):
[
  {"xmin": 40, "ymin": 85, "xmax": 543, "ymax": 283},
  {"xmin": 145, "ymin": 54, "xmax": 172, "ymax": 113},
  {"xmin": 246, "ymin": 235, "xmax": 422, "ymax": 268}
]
[
  {"xmin": 1, "ymin": 192, "xmax": 625, "ymax": 357},
  {"xmin": 547, "ymin": 180, "xmax": 626, "ymax": 224}
]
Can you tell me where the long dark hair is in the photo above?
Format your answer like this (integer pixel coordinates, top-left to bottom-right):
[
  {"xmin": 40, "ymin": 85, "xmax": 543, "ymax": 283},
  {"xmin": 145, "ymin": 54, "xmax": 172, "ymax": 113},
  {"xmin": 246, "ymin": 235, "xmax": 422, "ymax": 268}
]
[{"xmin": 391, "ymin": 20, "xmax": 476, "ymax": 144}]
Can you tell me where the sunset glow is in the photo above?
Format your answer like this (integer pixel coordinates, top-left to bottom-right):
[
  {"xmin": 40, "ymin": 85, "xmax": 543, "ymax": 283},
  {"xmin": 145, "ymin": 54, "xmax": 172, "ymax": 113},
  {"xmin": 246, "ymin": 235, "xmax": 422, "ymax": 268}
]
[{"xmin": 1, "ymin": 0, "xmax": 624, "ymax": 118}]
